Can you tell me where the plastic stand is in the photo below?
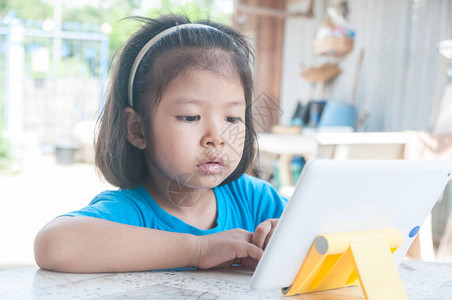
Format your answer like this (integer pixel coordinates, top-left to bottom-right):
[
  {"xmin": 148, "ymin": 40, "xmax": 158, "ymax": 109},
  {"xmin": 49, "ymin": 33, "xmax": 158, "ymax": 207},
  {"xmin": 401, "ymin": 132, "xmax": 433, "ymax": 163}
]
[{"xmin": 281, "ymin": 228, "xmax": 408, "ymax": 299}]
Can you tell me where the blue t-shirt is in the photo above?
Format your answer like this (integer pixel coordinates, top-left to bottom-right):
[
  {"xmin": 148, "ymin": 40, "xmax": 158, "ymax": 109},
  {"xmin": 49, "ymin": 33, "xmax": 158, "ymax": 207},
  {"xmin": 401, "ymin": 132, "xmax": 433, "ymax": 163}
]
[{"xmin": 62, "ymin": 174, "xmax": 287, "ymax": 235}]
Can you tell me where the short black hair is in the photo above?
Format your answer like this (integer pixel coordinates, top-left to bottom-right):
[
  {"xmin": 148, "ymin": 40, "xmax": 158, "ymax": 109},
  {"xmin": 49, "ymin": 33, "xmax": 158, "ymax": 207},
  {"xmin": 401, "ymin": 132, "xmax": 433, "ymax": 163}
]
[{"xmin": 95, "ymin": 14, "xmax": 257, "ymax": 189}]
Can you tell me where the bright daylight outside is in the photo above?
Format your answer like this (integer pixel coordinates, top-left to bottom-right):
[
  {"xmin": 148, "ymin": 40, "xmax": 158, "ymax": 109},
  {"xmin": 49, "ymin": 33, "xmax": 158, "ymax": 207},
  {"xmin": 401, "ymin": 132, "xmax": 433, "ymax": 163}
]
[{"xmin": 1, "ymin": 0, "xmax": 452, "ymax": 299}]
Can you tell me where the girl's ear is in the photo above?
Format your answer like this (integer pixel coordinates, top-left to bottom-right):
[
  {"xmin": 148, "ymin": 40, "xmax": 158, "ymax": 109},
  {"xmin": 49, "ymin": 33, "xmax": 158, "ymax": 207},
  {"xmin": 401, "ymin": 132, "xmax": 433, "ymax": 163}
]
[{"xmin": 124, "ymin": 107, "xmax": 147, "ymax": 150}]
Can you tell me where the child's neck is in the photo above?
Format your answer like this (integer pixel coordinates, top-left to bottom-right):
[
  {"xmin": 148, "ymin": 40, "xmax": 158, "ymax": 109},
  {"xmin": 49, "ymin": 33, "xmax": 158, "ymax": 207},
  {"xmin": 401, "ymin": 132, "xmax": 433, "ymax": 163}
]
[{"xmin": 143, "ymin": 176, "xmax": 218, "ymax": 230}]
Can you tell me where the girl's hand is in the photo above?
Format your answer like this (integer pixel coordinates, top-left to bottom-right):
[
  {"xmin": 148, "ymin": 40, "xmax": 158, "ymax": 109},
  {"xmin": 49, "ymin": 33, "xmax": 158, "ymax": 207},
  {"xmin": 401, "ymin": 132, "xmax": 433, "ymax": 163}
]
[
  {"xmin": 194, "ymin": 229, "xmax": 263, "ymax": 269},
  {"xmin": 252, "ymin": 219, "xmax": 279, "ymax": 250}
]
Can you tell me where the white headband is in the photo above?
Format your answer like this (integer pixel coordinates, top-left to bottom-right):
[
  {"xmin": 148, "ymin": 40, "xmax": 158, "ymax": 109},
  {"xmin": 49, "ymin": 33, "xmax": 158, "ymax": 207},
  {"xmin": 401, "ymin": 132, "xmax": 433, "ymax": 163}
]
[{"xmin": 127, "ymin": 23, "xmax": 221, "ymax": 108}]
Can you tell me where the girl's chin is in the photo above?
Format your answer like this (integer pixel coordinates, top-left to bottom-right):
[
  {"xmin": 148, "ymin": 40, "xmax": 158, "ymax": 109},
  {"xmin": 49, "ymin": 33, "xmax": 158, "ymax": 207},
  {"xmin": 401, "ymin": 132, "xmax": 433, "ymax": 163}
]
[
  {"xmin": 196, "ymin": 176, "xmax": 226, "ymax": 188},
  {"xmin": 166, "ymin": 172, "xmax": 224, "ymax": 188},
  {"xmin": 164, "ymin": 167, "xmax": 235, "ymax": 189}
]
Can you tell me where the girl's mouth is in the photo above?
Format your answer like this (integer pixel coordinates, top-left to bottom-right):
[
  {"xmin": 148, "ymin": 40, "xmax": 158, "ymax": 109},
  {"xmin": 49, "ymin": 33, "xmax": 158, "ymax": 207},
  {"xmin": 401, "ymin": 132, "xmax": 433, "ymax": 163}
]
[{"xmin": 197, "ymin": 159, "xmax": 225, "ymax": 175}]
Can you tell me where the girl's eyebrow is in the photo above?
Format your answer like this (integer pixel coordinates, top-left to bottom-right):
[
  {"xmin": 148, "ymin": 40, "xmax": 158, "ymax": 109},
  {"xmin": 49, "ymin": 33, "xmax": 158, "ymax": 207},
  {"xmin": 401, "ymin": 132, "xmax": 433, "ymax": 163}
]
[
  {"xmin": 225, "ymin": 100, "xmax": 246, "ymax": 107},
  {"xmin": 173, "ymin": 98, "xmax": 202, "ymax": 105},
  {"xmin": 173, "ymin": 98, "xmax": 246, "ymax": 106}
]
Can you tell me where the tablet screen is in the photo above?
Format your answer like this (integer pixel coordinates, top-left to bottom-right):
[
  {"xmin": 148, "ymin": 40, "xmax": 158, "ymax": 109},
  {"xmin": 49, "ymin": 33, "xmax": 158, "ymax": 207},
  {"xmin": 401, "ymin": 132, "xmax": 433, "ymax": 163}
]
[{"xmin": 250, "ymin": 160, "xmax": 452, "ymax": 290}]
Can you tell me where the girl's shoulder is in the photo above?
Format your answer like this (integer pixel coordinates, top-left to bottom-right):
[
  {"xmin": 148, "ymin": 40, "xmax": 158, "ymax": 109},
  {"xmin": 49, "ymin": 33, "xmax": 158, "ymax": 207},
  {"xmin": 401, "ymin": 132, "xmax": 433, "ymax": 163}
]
[
  {"xmin": 90, "ymin": 185, "xmax": 150, "ymax": 205},
  {"xmin": 62, "ymin": 185, "xmax": 155, "ymax": 227},
  {"xmin": 223, "ymin": 173, "xmax": 277, "ymax": 193},
  {"xmin": 218, "ymin": 174, "xmax": 285, "ymax": 205}
]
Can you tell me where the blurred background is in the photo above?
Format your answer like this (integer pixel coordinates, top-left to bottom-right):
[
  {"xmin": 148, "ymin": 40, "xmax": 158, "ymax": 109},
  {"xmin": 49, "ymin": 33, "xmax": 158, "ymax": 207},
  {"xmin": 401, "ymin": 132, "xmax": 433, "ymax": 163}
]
[{"xmin": 1, "ymin": 0, "xmax": 452, "ymax": 269}]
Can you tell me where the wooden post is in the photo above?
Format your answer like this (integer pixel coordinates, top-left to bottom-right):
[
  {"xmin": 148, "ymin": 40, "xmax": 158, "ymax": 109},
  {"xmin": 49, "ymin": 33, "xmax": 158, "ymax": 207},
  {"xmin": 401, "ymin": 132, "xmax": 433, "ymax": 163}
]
[{"xmin": 234, "ymin": 0, "xmax": 287, "ymax": 132}]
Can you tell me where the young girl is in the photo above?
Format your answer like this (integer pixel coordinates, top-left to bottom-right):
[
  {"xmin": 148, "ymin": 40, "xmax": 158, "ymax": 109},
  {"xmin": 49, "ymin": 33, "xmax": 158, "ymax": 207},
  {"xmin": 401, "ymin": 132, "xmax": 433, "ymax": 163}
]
[{"xmin": 34, "ymin": 14, "xmax": 287, "ymax": 273}]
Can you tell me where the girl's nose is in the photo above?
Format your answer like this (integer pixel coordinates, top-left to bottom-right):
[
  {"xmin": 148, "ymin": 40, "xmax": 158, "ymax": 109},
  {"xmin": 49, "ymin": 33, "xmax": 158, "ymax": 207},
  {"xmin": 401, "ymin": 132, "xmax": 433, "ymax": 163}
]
[
  {"xmin": 200, "ymin": 135, "xmax": 225, "ymax": 148},
  {"xmin": 200, "ymin": 126, "xmax": 225, "ymax": 148}
]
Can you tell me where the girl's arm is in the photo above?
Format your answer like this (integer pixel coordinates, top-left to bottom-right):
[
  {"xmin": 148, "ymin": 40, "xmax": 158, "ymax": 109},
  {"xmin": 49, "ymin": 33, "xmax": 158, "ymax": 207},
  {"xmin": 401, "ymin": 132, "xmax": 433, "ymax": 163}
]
[{"xmin": 34, "ymin": 216, "xmax": 263, "ymax": 273}]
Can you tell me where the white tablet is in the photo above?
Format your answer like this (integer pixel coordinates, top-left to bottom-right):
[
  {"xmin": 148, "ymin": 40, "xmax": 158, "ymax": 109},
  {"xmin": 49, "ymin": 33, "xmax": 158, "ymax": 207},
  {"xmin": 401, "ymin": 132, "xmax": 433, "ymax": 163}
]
[{"xmin": 250, "ymin": 159, "xmax": 452, "ymax": 290}]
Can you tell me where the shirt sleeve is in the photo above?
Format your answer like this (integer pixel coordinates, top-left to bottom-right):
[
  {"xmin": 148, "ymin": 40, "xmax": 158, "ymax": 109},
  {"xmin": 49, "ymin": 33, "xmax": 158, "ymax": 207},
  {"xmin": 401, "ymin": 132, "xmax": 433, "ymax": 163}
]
[{"xmin": 60, "ymin": 190, "xmax": 148, "ymax": 227}]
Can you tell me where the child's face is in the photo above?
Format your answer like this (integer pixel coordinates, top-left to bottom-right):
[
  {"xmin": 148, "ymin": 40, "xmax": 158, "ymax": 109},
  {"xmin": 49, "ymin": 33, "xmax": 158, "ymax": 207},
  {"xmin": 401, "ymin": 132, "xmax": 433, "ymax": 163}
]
[{"xmin": 147, "ymin": 69, "xmax": 246, "ymax": 189}]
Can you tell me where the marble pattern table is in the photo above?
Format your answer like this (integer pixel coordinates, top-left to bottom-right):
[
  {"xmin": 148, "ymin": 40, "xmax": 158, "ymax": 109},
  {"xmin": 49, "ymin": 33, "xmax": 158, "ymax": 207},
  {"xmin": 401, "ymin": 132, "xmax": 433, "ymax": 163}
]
[{"xmin": 1, "ymin": 260, "xmax": 452, "ymax": 299}]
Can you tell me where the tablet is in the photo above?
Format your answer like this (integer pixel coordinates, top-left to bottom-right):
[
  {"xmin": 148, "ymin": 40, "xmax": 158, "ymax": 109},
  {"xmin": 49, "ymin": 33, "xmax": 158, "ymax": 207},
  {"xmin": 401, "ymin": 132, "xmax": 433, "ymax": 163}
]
[{"xmin": 250, "ymin": 159, "xmax": 452, "ymax": 290}]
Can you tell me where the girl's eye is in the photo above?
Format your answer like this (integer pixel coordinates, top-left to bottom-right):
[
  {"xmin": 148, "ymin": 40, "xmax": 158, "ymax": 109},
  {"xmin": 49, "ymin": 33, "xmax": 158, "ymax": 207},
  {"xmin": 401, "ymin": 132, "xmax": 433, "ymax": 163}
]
[
  {"xmin": 225, "ymin": 117, "xmax": 243, "ymax": 124},
  {"xmin": 178, "ymin": 116, "xmax": 200, "ymax": 122}
]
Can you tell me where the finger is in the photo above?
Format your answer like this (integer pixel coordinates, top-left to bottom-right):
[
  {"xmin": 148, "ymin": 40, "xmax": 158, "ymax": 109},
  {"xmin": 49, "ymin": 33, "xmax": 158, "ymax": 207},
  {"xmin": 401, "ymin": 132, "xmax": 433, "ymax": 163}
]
[
  {"xmin": 263, "ymin": 228, "xmax": 274, "ymax": 250},
  {"xmin": 239, "ymin": 228, "xmax": 254, "ymax": 241},
  {"xmin": 232, "ymin": 257, "xmax": 242, "ymax": 265},
  {"xmin": 252, "ymin": 220, "xmax": 271, "ymax": 249},
  {"xmin": 214, "ymin": 259, "xmax": 235, "ymax": 269},
  {"xmin": 240, "ymin": 257, "xmax": 259, "ymax": 267},
  {"xmin": 239, "ymin": 242, "xmax": 264, "ymax": 262},
  {"xmin": 263, "ymin": 220, "xmax": 278, "ymax": 249},
  {"xmin": 229, "ymin": 256, "xmax": 258, "ymax": 268}
]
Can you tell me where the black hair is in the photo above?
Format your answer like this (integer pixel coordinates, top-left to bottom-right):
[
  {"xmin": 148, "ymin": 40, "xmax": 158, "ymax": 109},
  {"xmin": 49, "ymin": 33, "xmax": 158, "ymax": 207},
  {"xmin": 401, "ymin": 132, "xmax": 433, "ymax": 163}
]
[{"xmin": 95, "ymin": 14, "xmax": 256, "ymax": 189}]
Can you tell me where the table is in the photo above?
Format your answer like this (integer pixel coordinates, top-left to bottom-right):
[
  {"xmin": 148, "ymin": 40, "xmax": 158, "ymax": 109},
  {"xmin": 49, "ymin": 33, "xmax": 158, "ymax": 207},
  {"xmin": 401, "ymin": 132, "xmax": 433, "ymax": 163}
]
[
  {"xmin": 0, "ymin": 260, "xmax": 451, "ymax": 299},
  {"xmin": 258, "ymin": 131, "xmax": 452, "ymax": 187},
  {"xmin": 257, "ymin": 131, "xmax": 413, "ymax": 187},
  {"xmin": 257, "ymin": 132, "xmax": 318, "ymax": 187}
]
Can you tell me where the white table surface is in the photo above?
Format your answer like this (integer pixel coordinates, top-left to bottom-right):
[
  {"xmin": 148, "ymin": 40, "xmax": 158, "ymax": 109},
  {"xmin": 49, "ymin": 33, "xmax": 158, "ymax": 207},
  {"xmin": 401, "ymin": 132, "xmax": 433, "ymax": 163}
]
[
  {"xmin": 257, "ymin": 132, "xmax": 318, "ymax": 156},
  {"xmin": 257, "ymin": 131, "xmax": 415, "ymax": 156},
  {"xmin": 1, "ymin": 260, "xmax": 451, "ymax": 299}
]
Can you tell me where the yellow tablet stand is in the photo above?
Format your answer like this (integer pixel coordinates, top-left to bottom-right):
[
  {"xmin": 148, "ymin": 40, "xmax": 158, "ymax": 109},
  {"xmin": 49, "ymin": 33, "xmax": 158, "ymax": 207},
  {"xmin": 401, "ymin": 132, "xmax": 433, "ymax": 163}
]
[{"xmin": 281, "ymin": 228, "xmax": 408, "ymax": 300}]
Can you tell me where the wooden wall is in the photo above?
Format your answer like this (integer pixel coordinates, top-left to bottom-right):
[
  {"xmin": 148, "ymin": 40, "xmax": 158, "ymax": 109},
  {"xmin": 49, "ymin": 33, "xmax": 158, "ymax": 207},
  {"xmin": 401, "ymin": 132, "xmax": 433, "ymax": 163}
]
[
  {"xmin": 234, "ymin": 0, "xmax": 287, "ymax": 132},
  {"xmin": 279, "ymin": 0, "xmax": 452, "ymax": 132}
]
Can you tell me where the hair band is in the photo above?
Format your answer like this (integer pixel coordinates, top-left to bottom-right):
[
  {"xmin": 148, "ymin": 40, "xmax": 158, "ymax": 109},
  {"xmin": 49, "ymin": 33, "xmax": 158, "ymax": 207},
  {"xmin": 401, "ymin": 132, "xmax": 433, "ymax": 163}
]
[{"xmin": 127, "ymin": 23, "xmax": 221, "ymax": 108}]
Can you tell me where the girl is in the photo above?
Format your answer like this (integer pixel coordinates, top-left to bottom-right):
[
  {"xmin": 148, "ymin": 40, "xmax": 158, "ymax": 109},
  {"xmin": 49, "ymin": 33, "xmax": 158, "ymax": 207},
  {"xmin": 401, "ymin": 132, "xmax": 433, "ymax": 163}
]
[{"xmin": 34, "ymin": 14, "xmax": 287, "ymax": 273}]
